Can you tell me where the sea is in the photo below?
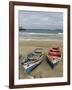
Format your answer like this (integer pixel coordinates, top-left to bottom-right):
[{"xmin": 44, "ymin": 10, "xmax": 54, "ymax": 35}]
[{"xmin": 19, "ymin": 29, "xmax": 63, "ymax": 41}]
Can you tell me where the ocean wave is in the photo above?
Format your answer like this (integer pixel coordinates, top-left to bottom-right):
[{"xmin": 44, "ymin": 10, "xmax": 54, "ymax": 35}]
[
  {"xmin": 19, "ymin": 32, "xmax": 63, "ymax": 36},
  {"xmin": 58, "ymin": 33, "xmax": 63, "ymax": 35},
  {"xmin": 19, "ymin": 38, "xmax": 63, "ymax": 41}
]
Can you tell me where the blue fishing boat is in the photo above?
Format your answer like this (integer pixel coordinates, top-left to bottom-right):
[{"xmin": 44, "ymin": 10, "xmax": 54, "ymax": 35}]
[{"xmin": 21, "ymin": 48, "xmax": 43, "ymax": 73}]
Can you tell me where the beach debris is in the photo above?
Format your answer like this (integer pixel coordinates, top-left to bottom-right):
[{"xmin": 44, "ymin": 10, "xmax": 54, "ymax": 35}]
[
  {"xmin": 33, "ymin": 71, "xmax": 43, "ymax": 78},
  {"xmin": 24, "ymin": 75, "xmax": 34, "ymax": 79},
  {"xmin": 19, "ymin": 54, "xmax": 22, "ymax": 59}
]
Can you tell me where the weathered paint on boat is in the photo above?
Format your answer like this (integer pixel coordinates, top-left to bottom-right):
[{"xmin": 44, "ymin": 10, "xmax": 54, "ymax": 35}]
[
  {"xmin": 23, "ymin": 59, "xmax": 42, "ymax": 73},
  {"xmin": 46, "ymin": 47, "xmax": 62, "ymax": 68},
  {"xmin": 22, "ymin": 48, "xmax": 43, "ymax": 73}
]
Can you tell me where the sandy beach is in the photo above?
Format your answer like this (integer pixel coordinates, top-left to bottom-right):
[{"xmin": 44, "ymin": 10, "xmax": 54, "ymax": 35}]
[{"xmin": 19, "ymin": 40, "xmax": 63, "ymax": 79}]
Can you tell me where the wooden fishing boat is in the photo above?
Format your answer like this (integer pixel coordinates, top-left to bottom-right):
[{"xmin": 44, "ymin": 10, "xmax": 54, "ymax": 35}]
[
  {"xmin": 21, "ymin": 48, "xmax": 43, "ymax": 73},
  {"xmin": 46, "ymin": 47, "xmax": 62, "ymax": 68}
]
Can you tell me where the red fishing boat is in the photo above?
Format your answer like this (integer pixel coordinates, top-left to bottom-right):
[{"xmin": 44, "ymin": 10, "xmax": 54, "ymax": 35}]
[{"xmin": 46, "ymin": 47, "xmax": 62, "ymax": 68}]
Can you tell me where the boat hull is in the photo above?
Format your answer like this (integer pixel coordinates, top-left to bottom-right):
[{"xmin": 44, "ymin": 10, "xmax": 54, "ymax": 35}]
[
  {"xmin": 23, "ymin": 56, "xmax": 43, "ymax": 73},
  {"xmin": 46, "ymin": 56, "xmax": 61, "ymax": 69}
]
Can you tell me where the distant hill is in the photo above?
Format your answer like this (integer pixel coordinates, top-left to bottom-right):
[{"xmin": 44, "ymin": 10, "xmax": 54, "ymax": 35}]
[
  {"xmin": 19, "ymin": 28, "xmax": 63, "ymax": 33},
  {"xmin": 19, "ymin": 26, "xmax": 26, "ymax": 31}
]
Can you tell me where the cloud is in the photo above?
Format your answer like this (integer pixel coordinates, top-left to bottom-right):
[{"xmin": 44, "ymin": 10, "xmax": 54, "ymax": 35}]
[{"xmin": 19, "ymin": 10, "xmax": 63, "ymax": 29}]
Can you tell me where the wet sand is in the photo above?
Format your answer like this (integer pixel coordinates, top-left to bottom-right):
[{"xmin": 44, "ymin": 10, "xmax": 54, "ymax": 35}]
[{"xmin": 19, "ymin": 40, "xmax": 63, "ymax": 79}]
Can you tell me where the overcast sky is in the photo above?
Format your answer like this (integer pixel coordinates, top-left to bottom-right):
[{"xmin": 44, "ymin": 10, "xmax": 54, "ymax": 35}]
[{"xmin": 19, "ymin": 10, "xmax": 63, "ymax": 29}]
